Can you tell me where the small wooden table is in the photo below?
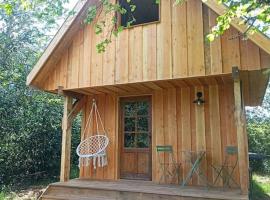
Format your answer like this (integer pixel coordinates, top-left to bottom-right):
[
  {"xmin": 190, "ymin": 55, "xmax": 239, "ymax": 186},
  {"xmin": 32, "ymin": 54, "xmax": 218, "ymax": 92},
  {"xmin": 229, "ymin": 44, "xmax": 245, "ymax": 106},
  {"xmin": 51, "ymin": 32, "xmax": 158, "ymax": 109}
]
[{"xmin": 181, "ymin": 150, "xmax": 209, "ymax": 187}]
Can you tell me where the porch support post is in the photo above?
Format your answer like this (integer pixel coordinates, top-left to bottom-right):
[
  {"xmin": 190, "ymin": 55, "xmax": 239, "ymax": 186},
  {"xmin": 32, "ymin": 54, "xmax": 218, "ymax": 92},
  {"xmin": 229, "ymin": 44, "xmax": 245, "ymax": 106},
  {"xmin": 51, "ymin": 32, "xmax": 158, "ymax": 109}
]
[
  {"xmin": 60, "ymin": 96, "xmax": 73, "ymax": 182},
  {"xmin": 232, "ymin": 67, "xmax": 249, "ymax": 194}
]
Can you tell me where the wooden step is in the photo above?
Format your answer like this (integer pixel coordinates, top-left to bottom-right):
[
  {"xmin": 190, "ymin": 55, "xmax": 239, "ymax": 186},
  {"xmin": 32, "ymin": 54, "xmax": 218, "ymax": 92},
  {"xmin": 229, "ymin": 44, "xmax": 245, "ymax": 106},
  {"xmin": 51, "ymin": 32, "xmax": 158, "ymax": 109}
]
[
  {"xmin": 42, "ymin": 186, "xmax": 119, "ymax": 199},
  {"xmin": 39, "ymin": 179, "xmax": 248, "ymax": 200},
  {"xmin": 42, "ymin": 194, "xmax": 115, "ymax": 200}
]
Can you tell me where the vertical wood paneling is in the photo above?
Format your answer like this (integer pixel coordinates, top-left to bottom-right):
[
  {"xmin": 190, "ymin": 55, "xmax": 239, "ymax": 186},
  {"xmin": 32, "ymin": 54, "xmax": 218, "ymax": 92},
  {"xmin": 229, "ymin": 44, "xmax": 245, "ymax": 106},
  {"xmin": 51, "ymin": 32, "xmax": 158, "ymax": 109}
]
[
  {"xmin": 167, "ymin": 88, "xmax": 177, "ymax": 183},
  {"xmin": 157, "ymin": 0, "xmax": 172, "ymax": 79},
  {"xmin": 102, "ymin": 8, "xmax": 116, "ymax": 86},
  {"xmin": 204, "ymin": 86, "xmax": 212, "ymax": 183},
  {"xmin": 219, "ymin": 84, "xmax": 228, "ymax": 165},
  {"xmin": 152, "ymin": 92, "xmax": 157, "ymax": 182},
  {"xmin": 195, "ymin": 86, "xmax": 206, "ymax": 186},
  {"xmin": 153, "ymin": 90, "xmax": 164, "ymax": 182},
  {"xmin": 143, "ymin": 24, "xmax": 157, "ymax": 81},
  {"xmin": 208, "ymin": 10, "xmax": 222, "ymax": 74},
  {"xmin": 82, "ymin": 25, "xmax": 92, "ymax": 86},
  {"xmin": 78, "ymin": 83, "xmax": 245, "ymax": 189},
  {"xmin": 60, "ymin": 51, "xmax": 68, "ymax": 88},
  {"xmin": 190, "ymin": 87, "xmax": 197, "ymax": 185},
  {"xmin": 103, "ymin": 38, "xmax": 116, "ymax": 85},
  {"xmin": 203, "ymin": 5, "xmax": 211, "ymax": 76},
  {"xmin": 115, "ymin": 30, "xmax": 129, "ymax": 83},
  {"xmin": 54, "ymin": 62, "xmax": 61, "ymax": 89},
  {"xmin": 221, "ymin": 28, "xmax": 241, "ymax": 73},
  {"xmin": 260, "ymin": 49, "xmax": 270, "ymax": 69},
  {"xmin": 95, "ymin": 94, "xmax": 106, "ymax": 179},
  {"xmin": 209, "ymin": 85, "xmax": 222, "ymax": 186},
  {"xmin": 181, "ymin": 87, "xmax": 191, "ymax": 182},
  {"xmin": 104, "ymin": 94, "xmax": 116, "ymax": 179},
  {"xmin": 227, "ymin": 83, "xmax": 240, "ymax": 184},
  {"xmin": 172, "ymin": 2, "xmax": 188, "ymax": 78},
  {"xmin": 66, "ymin": 45, "xmax": 73, "ymax": 88},
  {"xmin": 42, "ymin": 4, "xmax": 269, "ymax": 91},
  {"xmin": 176, "ymin": 88, "xmax": 183, "ymax": 182},
  {"xmin": 91, "ymin": 23, "xmax": 103, "ymax": 86},
  {"xmin": 128, "ymin": 27, "xmax": 143, "ymax": 82},
  {"xmin": 162, "ymin": 89, "xmax": 169, "ymax": 183},
  {"xmin": 240, "ymin": 40, "xmax": 260, "ymax": 70},
  {"xmin": 70, "ymin": 33, "xmax": 80, "ymax": 88},
  {"xmin": 187, "ymin": 0, "xmax": 205, "ymax": 76},
  {"xmin": 78, "ymin": 29, "xmax": 85, "ymax": 88}
]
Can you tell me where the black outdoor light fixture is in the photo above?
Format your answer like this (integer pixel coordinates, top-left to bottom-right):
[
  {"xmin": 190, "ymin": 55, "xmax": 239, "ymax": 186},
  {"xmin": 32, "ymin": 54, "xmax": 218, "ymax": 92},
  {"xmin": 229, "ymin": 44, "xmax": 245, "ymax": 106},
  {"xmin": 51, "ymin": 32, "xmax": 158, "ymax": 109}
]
[{"xmin": 193, "ymin": 92, "xmax": 205, "ymax": 106}]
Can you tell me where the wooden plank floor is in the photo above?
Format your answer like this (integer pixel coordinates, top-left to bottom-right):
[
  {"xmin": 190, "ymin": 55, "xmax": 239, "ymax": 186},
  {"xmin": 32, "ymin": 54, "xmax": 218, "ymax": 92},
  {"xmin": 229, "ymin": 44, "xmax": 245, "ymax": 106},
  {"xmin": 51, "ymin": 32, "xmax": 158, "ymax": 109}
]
[{"xmin": 46, "ymin": 179, "xmax": 248, "ymax": 200}]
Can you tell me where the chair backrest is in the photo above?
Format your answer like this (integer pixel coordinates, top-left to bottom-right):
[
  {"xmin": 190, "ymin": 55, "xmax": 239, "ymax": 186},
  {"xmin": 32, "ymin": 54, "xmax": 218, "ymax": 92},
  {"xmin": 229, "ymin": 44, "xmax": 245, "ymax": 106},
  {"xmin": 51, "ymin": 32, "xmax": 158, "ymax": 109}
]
[
  {"xmin": 226, "ymin": 146, "xmax": 238, "ymax": 155},
  {"xmin": 156, "ymin": 145, "xmax": 176, "ymax": 164},
  {"xmin": 156, "ymin": 145, "xmax": 173, "ymax": 153},
  {"xmin": 224, "ymin": 146, "xmax": 238, "ymax": 168}
]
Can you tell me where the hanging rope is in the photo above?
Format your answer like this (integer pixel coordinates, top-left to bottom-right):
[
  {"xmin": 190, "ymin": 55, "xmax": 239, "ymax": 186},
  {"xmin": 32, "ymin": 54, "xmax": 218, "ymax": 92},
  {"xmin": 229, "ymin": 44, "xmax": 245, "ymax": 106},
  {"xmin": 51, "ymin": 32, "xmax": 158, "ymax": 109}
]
[{"xmin": 76, "ymin": 99, "xmax": 109, "ymax": 169}]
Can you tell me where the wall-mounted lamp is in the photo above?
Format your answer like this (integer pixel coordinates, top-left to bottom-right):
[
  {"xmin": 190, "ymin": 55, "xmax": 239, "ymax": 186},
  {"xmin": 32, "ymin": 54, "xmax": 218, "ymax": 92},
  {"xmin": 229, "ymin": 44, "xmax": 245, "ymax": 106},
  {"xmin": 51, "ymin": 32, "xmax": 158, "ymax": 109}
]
[{"xmin": 193, "ymin": 92, "xmax": 205, "ymax": 106}]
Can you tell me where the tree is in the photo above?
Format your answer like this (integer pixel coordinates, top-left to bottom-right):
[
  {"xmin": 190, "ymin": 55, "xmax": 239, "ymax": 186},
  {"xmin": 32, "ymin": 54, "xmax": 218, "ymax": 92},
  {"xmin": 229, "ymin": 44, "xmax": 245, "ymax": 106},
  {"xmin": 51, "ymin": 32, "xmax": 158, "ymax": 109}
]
[
  {"xmin": 0, "ymin": 0, "xmax": 81, "ymax": 188},
  {"xmin": 246, "ymin": 83, "xmax": 270, "ymax": 173},
  {"xmin": 207, "ymin": 0, "xmax": 270, "ymax": 41}
]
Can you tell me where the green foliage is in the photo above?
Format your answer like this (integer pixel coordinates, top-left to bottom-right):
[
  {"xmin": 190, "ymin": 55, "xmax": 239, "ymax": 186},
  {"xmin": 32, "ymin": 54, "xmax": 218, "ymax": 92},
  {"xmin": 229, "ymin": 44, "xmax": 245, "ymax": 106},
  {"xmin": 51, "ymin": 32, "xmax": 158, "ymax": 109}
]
[
  {"xmin": 208, "ymin": 0, "xmax": 270, "ymax": 41},
  {"xmin": 250, "ymin": 174, "xmax": 270, "ymax": 200},
  {"xmin": 246, "ymin": 83, "xmax": 270, "ymax": 173},
  {"xmin": 247, "ymin": 121, "xmax": 270, "ymax": 173},
  {"xmin": 0, "ymin": 0, "xmax": 81, "ymax": 189},
  {"xmin": 82, "ymin": 0, "xmax": 270, "ymax": 51},
  {"xmin": 84, "ymin": 0, "xmax": 140, "ymax": 53}
]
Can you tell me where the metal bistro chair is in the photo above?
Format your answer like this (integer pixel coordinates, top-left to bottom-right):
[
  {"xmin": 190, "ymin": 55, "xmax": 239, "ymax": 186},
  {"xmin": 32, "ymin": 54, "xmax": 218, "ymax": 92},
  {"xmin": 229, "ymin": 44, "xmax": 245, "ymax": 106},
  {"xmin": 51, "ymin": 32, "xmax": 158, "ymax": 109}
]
[
  {"xmin": 212, "ymin": 146, "xmax": 239, "ymax": 188},
  {"xmin": 156, "ymin": 145, "xmax": 181, "ymax": 184},
  {"xmin": 181, "ymin": 150, "xmax": 209, "ymax": 187}
]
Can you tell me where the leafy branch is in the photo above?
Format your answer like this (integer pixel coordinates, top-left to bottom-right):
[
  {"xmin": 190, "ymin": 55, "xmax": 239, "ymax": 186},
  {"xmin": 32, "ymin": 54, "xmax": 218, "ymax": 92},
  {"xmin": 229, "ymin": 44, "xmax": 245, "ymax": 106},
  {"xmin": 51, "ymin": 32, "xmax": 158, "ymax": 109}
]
[{"xmin": 83, "ymin": 0, "xmax": 270, "ymax": 52}]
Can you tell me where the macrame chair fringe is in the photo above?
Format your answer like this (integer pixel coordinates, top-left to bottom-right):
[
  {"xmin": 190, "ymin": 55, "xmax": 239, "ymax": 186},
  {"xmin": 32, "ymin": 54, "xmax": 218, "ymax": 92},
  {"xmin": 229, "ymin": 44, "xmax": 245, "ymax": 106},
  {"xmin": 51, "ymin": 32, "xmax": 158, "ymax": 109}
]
[{"xmin": 76, "ymin": 99, "xmax": 109, "ymax": 169}]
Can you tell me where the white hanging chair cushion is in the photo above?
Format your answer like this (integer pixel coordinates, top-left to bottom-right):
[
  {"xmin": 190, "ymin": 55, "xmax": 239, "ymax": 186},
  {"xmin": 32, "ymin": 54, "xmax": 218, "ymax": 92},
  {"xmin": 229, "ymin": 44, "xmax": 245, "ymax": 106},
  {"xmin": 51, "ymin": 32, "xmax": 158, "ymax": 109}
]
[{"xmin": 76, "ymin": 134, "xmax": 109, "ymax": 158}]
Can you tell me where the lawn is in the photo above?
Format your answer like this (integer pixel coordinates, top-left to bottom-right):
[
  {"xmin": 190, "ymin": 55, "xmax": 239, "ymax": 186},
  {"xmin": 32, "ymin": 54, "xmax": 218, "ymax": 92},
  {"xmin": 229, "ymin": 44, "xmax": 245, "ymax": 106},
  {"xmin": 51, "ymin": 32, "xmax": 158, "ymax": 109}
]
[
  {"xmin": 250, "ymin": 174, "xmax": 270, "ymax": 200},
  {"xmin": 0, "ymin": 166, "xmax": 79, "ymax": 200}
]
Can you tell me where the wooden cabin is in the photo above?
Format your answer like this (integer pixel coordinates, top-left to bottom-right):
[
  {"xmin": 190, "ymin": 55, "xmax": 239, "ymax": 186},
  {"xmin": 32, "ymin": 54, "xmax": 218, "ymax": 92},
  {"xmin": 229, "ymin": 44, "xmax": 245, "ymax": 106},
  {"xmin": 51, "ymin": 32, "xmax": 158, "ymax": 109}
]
[{"xmin": 27, "ymin": 0, "xmax": 270, "ymax": 199}]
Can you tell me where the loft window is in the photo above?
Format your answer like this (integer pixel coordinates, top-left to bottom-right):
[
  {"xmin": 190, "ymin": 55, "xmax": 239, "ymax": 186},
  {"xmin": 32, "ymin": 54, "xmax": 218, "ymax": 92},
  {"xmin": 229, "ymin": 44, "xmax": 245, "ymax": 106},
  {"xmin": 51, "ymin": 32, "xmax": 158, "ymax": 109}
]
[{"xmin": 119, "ymin": 0, "xmax": 159, "ymax": 27}]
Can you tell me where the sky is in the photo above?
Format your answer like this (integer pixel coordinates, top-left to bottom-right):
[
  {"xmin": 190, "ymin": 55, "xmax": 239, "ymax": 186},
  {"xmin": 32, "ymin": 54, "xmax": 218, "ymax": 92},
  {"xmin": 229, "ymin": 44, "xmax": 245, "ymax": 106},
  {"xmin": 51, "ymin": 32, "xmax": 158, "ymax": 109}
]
[{"xmin": 65, "ymin": 0, "xmax": 78, "ymax": 10}]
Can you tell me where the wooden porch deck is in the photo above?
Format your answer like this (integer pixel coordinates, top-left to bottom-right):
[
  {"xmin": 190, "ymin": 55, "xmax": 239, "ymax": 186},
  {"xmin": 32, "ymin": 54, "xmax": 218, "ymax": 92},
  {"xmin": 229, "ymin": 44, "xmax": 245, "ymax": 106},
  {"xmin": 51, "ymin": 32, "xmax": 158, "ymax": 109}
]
[{"xmin": 40, "ymin": 179, "xmax": 248, "ymax": 200}]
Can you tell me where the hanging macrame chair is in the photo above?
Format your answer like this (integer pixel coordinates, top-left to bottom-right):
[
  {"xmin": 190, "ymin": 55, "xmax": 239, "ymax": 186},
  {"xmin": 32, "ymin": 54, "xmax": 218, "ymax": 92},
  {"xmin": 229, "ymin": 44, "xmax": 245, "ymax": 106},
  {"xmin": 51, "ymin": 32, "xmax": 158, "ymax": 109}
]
[{"xmin": 76, "ymin": 99, "xmax": 109, "ymax": 169}]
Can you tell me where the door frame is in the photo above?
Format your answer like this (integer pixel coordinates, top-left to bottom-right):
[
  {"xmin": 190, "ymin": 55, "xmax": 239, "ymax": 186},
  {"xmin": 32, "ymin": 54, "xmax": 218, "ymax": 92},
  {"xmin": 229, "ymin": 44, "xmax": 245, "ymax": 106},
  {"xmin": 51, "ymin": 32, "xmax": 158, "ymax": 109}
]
[{"xmin": 118, "ymin": 95, "xmax": 152, "ymax": 181}]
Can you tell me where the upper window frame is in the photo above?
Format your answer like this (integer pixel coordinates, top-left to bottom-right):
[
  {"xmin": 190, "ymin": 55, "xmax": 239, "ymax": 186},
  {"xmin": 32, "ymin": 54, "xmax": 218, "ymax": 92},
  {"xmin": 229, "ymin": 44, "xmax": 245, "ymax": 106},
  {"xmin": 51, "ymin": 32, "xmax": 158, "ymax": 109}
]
[{"xmin": 117, "ymin": 0, "xmax": 161, "ymax": 28}]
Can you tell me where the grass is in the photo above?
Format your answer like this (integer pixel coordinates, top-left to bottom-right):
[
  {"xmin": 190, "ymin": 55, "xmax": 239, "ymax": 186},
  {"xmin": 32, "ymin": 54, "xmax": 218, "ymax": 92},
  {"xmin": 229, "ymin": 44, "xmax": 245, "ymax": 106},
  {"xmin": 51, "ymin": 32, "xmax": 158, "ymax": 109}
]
[
  {"xmin": 0, "ymin": 192, "xmax": 6, "ymax": 200},
  {"xmin": 250, "ymin": 173, "xmax": 270, "ymax": 200},
  {"xmin": 0, "ymin": 166, "xmax": 80, "ymax": 200}
]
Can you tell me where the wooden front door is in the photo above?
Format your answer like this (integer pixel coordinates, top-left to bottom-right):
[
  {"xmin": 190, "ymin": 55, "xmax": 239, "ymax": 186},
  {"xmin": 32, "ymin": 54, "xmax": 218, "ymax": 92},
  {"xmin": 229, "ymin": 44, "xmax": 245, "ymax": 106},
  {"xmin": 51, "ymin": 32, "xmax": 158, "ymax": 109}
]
[{"xmin": 120, "ymin": 96, "xmax": 152, "ymax": 180}]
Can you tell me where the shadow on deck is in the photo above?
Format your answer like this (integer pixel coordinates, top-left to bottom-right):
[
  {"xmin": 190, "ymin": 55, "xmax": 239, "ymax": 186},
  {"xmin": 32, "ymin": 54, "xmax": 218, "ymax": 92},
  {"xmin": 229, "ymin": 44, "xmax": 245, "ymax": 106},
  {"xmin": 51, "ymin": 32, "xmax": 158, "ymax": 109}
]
[{"xmin": 40, "ymin": 179, "xmax": 248, "ymax": 200}]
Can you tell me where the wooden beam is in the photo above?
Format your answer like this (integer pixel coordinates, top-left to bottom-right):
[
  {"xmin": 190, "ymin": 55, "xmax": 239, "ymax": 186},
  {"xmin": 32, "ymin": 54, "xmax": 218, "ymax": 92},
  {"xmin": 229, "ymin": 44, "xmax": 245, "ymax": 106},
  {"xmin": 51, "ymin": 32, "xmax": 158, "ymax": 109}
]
[
  {"xmin": 58, "ymin": 86, "xmax": 83, "ymax": 99},
  {"xmin": 233, "ymin": 67, "xmax": 249, "ymax": 194},
  {"xmin": 68, "ymin": 96, "xmax": 87, "ymax": 122},
  {"xmin": 203, "ymin": 0, "xmax": 270, "ymax": 55},
  {"xmin": 60, "ymin": 96, "xmax": 73, "ymax": 182}
]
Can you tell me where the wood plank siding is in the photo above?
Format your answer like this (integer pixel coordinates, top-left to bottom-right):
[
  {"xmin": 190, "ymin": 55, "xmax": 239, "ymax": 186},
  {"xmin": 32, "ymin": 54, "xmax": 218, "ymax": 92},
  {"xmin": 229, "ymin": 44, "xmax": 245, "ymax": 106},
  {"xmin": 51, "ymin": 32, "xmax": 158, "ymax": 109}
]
[
  {"xmin": 40, "ymin": 2, "xmax": 270, "ymax": 91},
  {"xmin": 78, "ymin": 82, "xmax": 242, "ymax": 188}
]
